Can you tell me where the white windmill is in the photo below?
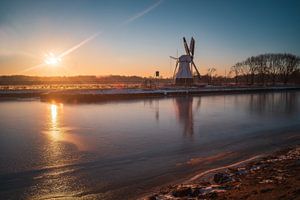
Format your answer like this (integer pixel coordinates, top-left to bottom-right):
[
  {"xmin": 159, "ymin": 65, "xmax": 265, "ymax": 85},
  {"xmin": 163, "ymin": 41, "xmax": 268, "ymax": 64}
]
[{"xmin": 170, "ymin": 37, "xmax": 201, "ymax": 85}]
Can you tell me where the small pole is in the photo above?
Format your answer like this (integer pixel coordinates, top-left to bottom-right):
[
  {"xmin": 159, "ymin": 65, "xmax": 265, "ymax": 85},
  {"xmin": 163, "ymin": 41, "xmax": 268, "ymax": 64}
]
[
  {"xmin": 155, "ymin": 71, "xmax": 159, "ymax": 88},
  {"xmin": 225, "ymin": 68, "xmax": 227, "ymax": 86}
]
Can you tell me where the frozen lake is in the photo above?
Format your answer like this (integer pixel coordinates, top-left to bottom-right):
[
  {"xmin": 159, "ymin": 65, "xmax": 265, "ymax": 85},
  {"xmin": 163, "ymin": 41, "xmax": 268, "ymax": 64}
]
[{"xmin": 0, "ymin": 91, "xmax": 300, "ymax": 199}]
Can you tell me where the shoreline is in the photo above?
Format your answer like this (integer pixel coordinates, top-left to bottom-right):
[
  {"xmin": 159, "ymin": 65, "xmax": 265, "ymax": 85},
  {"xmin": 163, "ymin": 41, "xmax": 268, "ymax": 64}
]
[
  {"xmin": 144, "ymin": 145, "xmax": 300, "ymax": 200},
  {"xmin": 0, "ymin": 86, "xmax": 299, "ymax": 103}
]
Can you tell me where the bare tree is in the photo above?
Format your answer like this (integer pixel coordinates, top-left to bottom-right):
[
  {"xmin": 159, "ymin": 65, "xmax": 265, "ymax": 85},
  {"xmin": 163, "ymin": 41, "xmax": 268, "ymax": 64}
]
[
  {"xmin": 267, "ymin": 54, "xmax": 280, "ymax": 85},
  {"xmin": 207, "ymin": 68, "xmax": 216, "ymax": 85},
  {"xmin": 230, "ymin": 64, "xmax": 240, "ymax": 84},
  {"xmin": 279, "ymin": 54, "xmax": 299, "ymax": 84},
  {"xmin": 231, "ymin": 53, "xmax": 300, "ymax": 85}
]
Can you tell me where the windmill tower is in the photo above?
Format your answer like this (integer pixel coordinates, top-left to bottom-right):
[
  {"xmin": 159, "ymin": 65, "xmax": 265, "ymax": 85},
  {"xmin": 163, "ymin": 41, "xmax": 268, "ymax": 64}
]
[{"xmin": 170, "ymin": 37, "xmax": 201, "ymax": 85}]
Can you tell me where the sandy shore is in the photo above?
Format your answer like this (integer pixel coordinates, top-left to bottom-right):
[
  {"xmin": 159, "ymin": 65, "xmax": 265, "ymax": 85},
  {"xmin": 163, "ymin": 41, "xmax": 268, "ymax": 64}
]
[{"xmin": 145, "ymin": 146, "xmax": 300, "ymax": 200}]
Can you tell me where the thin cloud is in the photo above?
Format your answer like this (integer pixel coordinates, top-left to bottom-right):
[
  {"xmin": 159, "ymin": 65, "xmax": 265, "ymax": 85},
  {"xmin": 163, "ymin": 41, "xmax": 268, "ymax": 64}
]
[{"xmin": 122, "ymin": 0, "xmax": 163, "ymax": 26}]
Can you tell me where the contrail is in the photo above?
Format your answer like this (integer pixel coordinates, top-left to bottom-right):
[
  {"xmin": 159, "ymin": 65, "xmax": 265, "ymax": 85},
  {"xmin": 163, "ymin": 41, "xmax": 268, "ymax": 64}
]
[
  {"xmin": 59, "ymin": 0, "xmax": 163, "ymax": 59},
  {"xmin": 121, "ymin": 0, "xmax": 163, "ymax": 26},
  {"xmin": 58, "ymin": 31, "xmax": 102, "ymax": 58}
]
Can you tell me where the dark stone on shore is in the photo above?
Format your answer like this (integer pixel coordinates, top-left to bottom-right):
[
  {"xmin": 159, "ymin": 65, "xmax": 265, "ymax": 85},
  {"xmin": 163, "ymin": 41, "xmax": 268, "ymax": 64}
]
[
  {"xmin": 219, "ymin": 185, "xmax": 233, "ymax": 190},
  {"xmin": 207, "ymin": 191, "xmax": 218, "ymax": 199},
  {"xmin": 159, "ymin": 185, "xmax": 174, "ymax": 194},
  {"xmin": 260, "ymin": 188, "xmax": 273, "ymax": 193},
  {"xmin": 293, "ymin": 188, "xmax": 300, "ymax": 195},
  {"xmin": 199, "ymin": 181, "xmax": 211, "ymax": 186},
  {"xmin": 190, "ymin": 188, "xmax": 202, "ymax": 197},
  {"xmin": 172, "ymin": 187, "xmax": 193, "ymax": 197},
  {"xmin": 214, "ymin": 172, "xmax": 232, "ymax": 184},
  {"xmin": 145, "ymin": 195, "xmax": 157, "ymax": 200}
]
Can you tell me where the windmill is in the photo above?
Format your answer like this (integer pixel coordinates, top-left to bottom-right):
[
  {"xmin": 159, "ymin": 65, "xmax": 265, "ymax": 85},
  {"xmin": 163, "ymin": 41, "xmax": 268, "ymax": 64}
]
[{"xmin": 170, "ymin": 37, "xmax": 201, "ymax": 85}]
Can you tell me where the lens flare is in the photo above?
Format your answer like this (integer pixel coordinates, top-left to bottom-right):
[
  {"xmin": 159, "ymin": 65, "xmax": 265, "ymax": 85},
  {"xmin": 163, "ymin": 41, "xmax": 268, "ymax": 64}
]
[{"xmin": 44, "ymin": 53, "xmax": 61, "ymax": 66}]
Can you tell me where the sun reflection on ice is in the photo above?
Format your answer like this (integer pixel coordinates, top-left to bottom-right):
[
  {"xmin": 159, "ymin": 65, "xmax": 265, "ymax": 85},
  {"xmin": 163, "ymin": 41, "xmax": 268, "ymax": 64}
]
[
  {"xmin": 33, "ymin": 103, "xmax": 80, "ymax": 200},
  {"xmin": 46, "ymin": 103, "xmax": 91, "ymax": 151},
  {"xmin": 51, "ymin": 104, "xmax": 57, "ymax": 121},
  {"xmin": 49, "ymin": 103, "xmax": 63, "ymax": 141}
]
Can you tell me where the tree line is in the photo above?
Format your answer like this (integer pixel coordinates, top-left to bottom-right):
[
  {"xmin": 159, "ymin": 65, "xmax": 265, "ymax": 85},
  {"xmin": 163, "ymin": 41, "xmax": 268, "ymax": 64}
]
[
  {"xmin": 0, "ymin": 75, "xmax": 153, "ymax": 85},
  {"xmin": 229, "ymin": 53, "xmax": 300, "ymax": 85}
]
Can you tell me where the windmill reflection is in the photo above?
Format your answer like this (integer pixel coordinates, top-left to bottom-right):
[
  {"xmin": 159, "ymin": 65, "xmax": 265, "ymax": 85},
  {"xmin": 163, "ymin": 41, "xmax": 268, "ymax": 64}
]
[
  {"xmin": 174, "ymin": 96, "xmax": 201, "ymax": 136},
  {"xmin": 145, "ymin": 97, "xmax": 201, "ymax": 136}
]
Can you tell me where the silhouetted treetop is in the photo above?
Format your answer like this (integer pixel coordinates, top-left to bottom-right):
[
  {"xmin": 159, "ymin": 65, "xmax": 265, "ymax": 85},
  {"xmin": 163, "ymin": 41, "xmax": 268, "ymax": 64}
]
[{"xmin": 230, "ymin": 53, "xmax": 300, "ymax": 85}]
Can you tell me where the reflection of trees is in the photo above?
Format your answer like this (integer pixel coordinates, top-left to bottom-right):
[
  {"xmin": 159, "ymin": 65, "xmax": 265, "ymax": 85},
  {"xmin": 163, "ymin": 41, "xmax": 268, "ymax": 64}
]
[
  {"xmin": 143, "ymin": 99, "xmax": 160, "ymax": 122},
  {"xmin": 248, "ymin": 92, "xmax": 298, "ymax": 116}
]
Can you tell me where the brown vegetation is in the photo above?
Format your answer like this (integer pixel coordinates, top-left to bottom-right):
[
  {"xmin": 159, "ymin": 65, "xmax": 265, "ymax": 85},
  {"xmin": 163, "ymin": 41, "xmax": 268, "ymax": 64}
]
[{"xmin": 146, "ymin": 146, "xmax": 300, "ymax": 200}]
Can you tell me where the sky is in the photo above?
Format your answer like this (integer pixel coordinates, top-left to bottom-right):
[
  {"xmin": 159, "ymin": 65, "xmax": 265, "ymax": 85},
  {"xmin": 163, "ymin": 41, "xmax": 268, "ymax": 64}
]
[{"xmin": 0, "ymin": 0, "xmax": 299, "ymax": 77}]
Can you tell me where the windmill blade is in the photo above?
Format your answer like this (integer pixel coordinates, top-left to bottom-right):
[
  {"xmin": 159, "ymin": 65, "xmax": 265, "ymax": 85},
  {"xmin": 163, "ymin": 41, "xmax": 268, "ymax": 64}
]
[
  {"xmin": 190, "ymin": 37, "xmax": 195, "ymax": 56},
  {"xmin": 169, "ymin": 56, "xmax": 178, "ymax": 60},
  {"xmin": 173, "ymin": 61, "xmax": 179, "ymax": 79},
  {"xmin": 183, "ymin": 37, "xmax": 191, "ymax": 55},
  {"xmin": 191, "ymin": 61, "xmax": 201, "ymax": 79}
]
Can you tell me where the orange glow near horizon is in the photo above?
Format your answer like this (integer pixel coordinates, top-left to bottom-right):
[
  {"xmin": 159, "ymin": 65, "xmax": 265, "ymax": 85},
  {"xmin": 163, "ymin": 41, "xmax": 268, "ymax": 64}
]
[
  {"xmin": 1, "ymin": 26, "xmax": 232, "ymax": 77},
  {"xmin": 1, "ymin": 39, "xmax": 233, "ymax": 77}
]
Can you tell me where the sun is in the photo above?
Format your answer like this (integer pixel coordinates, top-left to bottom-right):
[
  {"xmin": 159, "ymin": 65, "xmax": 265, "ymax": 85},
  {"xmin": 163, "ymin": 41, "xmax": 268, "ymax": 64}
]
[{"xmin": 44, "ymin": 52, "xmax": 62, "ymax": 66}]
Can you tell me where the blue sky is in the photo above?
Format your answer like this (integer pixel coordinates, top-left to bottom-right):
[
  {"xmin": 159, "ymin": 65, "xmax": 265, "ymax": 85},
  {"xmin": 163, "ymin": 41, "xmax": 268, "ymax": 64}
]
[{"xmin": 0, "ymin": 0, "xmax": 299, "ymax": 76}]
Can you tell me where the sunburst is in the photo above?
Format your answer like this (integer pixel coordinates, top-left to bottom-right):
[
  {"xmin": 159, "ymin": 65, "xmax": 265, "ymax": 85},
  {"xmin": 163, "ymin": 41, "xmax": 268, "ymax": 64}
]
[{"xmin": 44, "ymin": 52, "xmax": 61, "ymax": 66}]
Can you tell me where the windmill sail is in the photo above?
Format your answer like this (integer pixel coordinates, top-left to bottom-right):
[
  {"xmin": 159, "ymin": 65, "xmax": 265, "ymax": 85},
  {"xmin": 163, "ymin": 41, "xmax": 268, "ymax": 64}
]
[
  {"xmin": 192, "ymin": 61, "xmax": 201, "ymax": 78},
  {"xmin": 169, "ymin": 56, "xmax": 178, "ymax": 60},
  {"xmin": 173, "ymin": 61, "xmax": 179, "ymax": 79},
  {"xmin": 183, "ymin": 37, "xmax": 190, "ymax": 55},
  {"xmin": 190, "ymin": 37, "xmax": 195, "ymax": 56}
]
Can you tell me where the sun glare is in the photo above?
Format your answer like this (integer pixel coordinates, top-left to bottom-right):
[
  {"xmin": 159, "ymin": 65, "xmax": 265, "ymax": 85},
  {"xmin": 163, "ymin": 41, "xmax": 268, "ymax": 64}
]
[{"xmin": 44, "ymin": 53, "xmax": 61, "ymax": 66}]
